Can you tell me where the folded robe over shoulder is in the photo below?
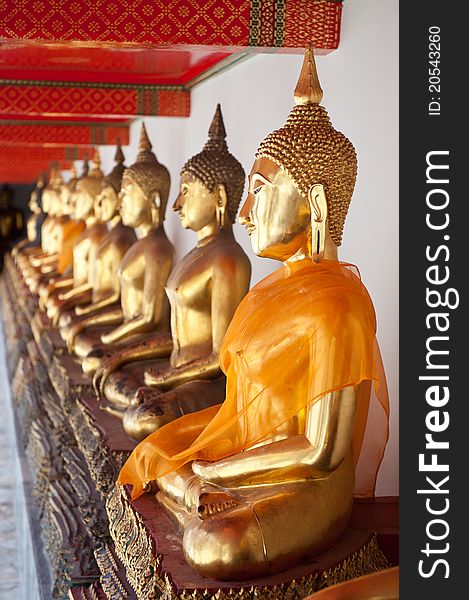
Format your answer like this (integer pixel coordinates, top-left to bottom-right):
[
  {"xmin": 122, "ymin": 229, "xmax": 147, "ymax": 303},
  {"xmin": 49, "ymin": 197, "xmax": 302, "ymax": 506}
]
[{"xmin": 118, "ymin": 259, "xmax": 389, "ymax": 500}]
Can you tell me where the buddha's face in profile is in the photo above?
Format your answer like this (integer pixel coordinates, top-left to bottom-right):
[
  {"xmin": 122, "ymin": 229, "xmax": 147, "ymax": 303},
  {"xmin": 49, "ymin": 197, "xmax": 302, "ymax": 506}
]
[
  {"xmin": 61, "ymin": 187, "xmax": 74, "ymax": 216},
  {"xmin": 239, "ymin": 157, "xmax": 310, "ymax": 261},
  {"xmin": 95, "ymin": 185, "xmax": 118, "ymax": 222},
  {"xmin": 173, "ymin": 173, "xmax": 223, "ymax": 232},
  {"xmin": 74, "ymin": 188, "xmax": 95, "ymax": 221},
  {"xmin": 119, "ymin": 175, "xmax": 153, "ymax": 228},
  {"xmin": 50, "ymin": 190, "xmax": 64, "ymax": 217}
]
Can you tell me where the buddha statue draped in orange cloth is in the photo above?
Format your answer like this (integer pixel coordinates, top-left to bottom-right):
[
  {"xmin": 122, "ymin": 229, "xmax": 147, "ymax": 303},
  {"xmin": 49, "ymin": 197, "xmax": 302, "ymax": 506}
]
[
  {"xmin": 36, "ymin": 162, "xmax": 88, "ymax": 307},
  {"xmin": 117, "ymin": 49, "xmax": 390, "ymax": 581}
]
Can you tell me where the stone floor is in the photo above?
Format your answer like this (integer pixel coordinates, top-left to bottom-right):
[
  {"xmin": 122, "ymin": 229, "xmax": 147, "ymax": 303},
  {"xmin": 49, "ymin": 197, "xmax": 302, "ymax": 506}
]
[{"xmin": 0, "ymin": 321, "xmax": 41, "ymax": 599}]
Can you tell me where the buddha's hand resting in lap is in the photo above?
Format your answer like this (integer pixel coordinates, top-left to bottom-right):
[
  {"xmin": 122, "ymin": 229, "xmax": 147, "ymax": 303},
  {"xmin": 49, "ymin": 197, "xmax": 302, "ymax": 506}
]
[
  {"xmin": 93, "ymin": 355, "xmax": 122, "ymax": 399},
  {"xmin": 64, "ymin": 321, "xmax": 85, "ymax": 352},
  {"xmin": 143, "ymin": 365, "xmax": 174, "ymax": 389},
  {"xmin": 144, "ymin": 365, "xmax": 191, "ymax": 390}
]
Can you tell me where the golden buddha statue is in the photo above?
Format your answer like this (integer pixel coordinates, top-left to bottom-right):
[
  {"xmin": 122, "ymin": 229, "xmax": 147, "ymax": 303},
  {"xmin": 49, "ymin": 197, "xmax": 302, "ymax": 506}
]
[
  {"xmin": 12, "ymin": 173, "xmax": 47, "ymax": 261},
  {"xmin": 92, "ymin": 105, "xmax": 251, "ymax": 441},
  {"xmin": 36, "ymin": 162, "xmax": 88, "ymax": 305},
  {"xmin": 44, "ymin": 150, "xmax": 108, "ymax": 324},
  {"xmin": 23, "ymin": 166, "xmax": 74, "ymax": 292},
  {"xmin": 66, "ymin": 123, "xmax": 175, "ymax": 368},
  {"xmin": 117, "ymin": 49, "xmax": 390, "ymax": 581},
  {"xmin": 58, "ymin": 144, "xmax": 137, "ymax": 342},
  {"xmin": 23, "ymin": 168, "xmax": 58, "ymax": 265}
]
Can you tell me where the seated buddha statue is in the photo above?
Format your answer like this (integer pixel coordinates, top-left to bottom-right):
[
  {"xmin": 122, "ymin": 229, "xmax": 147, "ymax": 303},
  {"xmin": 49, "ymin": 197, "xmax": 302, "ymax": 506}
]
[
  {"xmin": 117, "ymin": 49, "xmax": 390, "ymax": 581},
  {"xmin": 44, "ymin": 151, "xmax": 108, "ymax": 324},
  {"xmin": 23, "ymin": 166, "xmax": 75, "ymax": 292},
  {"xmin": 92, "ymin": 105, "xmax": 251, "ymax": 441},
  {"xmin": 66, "ymin": 124, "xmax": 175, "ymax": 368},
  {"xmin": 58, "ymin": 143, "xmax": 137, "ymax": 342},
  {"xmin": 36, "ymin": 162, "xmax": 90, "ymax": 307},
  {"xmin": 12, "ymin": 173, "xmax": 47, "ymax": 261}
]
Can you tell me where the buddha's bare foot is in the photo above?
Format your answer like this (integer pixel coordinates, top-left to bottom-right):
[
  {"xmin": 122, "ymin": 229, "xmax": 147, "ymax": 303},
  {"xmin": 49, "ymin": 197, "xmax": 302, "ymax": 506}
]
[
  {"xmin": 133, "ymin": 386, "xmax": 162, "ymax": 406},
  {"xmin": 143, "ymin": 365, "xmax": 168, "ymax": 387},
  {"xmin": 82, "ymin": 347, "xmax": 114, "ymax": 377},
  {"xmin": 58, "ymin": 310, "xmax": 74, "ymax": 328},
  {"xmin": 62, "ymin": 322, "xmax": 83, "ymax": 350},
  {"xmin": 196, "ymin": 488, "xmax": 238, "ymax": 520}
]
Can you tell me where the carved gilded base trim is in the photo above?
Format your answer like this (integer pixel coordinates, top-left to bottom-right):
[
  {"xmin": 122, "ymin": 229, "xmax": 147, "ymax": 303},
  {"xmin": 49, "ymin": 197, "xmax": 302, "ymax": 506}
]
[
  {"xmin": 107, "ymin": 486, "xmax": 161, "ymax": 599},
  {"xmin": 107, "ymin": 486, "xmax": 390, "ymax": 600},
  {"xmin": 69, "ymin": 397, "xmax": 131, "ymax": 497},
  {"xmin": 94, "ymin": 544, "xmax": 135, "ymax": 598},
  {"xmin": 49, "ymin": 353, "xmax": 92, "ymax": 412},
  {"xmin": 69, "ymin": 583, "xmax": 107, "ymax": 600}
]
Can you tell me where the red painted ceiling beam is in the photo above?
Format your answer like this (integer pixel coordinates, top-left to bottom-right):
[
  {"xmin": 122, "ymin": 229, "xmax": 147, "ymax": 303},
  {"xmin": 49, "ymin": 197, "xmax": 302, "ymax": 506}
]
[
  {"xmin": 0, "ymin": 1, "xmax": 341, "ymax": 51},
  {"xmin": 0, "ymin": 145, "xmax": 93, "ymax": 162},
  {"xmin": 0, "ymin": 81, "xmax": 190, "ymax": 119},
  {"xmin": 0, "ymin": 160, "xmax": 73, "ymax": 184},
  {"xmin": 0, "ymin": 120, "xmax": 130, "ymax": 146}
]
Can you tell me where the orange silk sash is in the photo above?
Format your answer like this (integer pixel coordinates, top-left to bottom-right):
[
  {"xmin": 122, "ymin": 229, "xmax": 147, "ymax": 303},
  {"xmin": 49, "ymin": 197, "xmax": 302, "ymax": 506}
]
[
  {"xmin": 57, "ymin": 219, "xmax": 86, "ymax": 273},
  {"xmin": 118, "ymin": 259, "xmax": 389, "ymax": 499}
]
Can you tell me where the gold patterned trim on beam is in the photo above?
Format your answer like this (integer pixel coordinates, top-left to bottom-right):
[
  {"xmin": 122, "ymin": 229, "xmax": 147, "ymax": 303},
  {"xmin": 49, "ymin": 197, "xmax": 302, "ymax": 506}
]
[
  {"xmin": 0, "ymin": 118, "xmax": 132, "ymax": 127},
  {"xmin": 249, "ymin": 0, "xmax": 262, "ymax": 46},
  {"xmin": 249, "ymin": 1, "xmax": 287, "ymax": 48},
  {"xmin": 274, "ymin": 1, "xmax": 286, "ymax": 47},
  {"xmin": 0, "ymin": 78, "xmax": 187, "ymax": 91}
]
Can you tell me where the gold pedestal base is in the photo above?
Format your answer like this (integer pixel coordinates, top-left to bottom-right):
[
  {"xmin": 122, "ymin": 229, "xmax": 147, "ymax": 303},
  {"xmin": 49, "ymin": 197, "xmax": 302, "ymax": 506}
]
[{"xmin": 106, "ymin": 486, "xmax": 393, "ymax": 600}]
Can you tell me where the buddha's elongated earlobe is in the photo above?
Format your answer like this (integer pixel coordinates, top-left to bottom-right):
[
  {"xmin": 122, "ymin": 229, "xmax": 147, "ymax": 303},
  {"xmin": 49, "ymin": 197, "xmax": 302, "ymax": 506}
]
[
  {"xmin": 216, "ymin": 201, "xmax": 226, "ymax": 229},
  {"xmin": 308, "ymin": 184, "xmax": 327, "ymax": 263},
  {"xmin": 215, "ymin": 184, "xmax": 228, "ymax": 229}
]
